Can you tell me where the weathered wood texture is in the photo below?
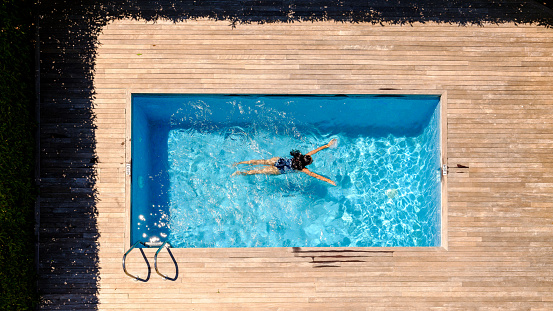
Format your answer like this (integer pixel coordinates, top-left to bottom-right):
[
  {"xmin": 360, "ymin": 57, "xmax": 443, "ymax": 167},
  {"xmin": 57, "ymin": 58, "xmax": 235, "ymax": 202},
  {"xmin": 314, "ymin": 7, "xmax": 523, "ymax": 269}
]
[{"xmin": 38, "ymin": 1, "xmax": 553, "ymax": 310}]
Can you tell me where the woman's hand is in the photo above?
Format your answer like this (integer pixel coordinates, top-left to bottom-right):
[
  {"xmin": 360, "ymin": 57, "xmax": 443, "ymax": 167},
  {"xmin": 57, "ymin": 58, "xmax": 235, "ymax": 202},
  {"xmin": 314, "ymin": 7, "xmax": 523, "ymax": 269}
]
[
  {"xmin": 327, "ymin": 138, "xmax": 337, "ymax": 148},
  {"xmin": 307, "ymin": 139, "xmax": 337, "ymax": 156}
]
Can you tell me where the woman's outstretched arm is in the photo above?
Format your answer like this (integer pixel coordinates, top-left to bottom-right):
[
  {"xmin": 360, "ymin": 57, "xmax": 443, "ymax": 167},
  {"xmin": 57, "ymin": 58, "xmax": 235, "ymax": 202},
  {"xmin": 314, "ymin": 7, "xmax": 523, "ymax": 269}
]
[
  {"xmin": 306, "ymin": 138, "xmax": 337, "ymax": 156},
  {"xmin": 301, "ymin": 168, "xmax": 336, "ymax": 186}
]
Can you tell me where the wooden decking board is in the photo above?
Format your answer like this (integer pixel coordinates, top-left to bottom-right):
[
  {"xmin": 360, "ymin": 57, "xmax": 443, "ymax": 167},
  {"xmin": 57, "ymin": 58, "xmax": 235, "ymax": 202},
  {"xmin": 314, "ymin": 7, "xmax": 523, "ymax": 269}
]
[{"xmin": 38, "ymin": 1, "xmax": 553, "ymax": 309}]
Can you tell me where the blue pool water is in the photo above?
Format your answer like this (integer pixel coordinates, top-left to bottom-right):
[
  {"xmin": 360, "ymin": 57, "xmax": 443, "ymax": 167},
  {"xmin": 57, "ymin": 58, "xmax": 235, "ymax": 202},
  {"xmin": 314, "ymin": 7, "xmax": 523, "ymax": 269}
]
[{"xmin": 132, "ymin": 94, "xmax": 442, "ymax": 248}]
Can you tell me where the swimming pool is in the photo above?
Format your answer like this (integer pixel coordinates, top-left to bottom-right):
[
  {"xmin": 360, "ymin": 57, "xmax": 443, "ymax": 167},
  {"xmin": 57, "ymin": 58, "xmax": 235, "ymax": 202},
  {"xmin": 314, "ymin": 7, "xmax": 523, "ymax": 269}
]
[{"xmin": 131, "ymin": 94, "xmax": 443, "ymax": 248}]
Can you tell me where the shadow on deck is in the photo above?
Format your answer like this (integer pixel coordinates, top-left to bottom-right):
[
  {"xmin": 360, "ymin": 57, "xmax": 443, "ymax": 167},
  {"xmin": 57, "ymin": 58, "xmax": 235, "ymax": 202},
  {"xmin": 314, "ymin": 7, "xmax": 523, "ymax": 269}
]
[{"xmin": 37, "ymin": 0, "xmax": 552, "ymax": 309}]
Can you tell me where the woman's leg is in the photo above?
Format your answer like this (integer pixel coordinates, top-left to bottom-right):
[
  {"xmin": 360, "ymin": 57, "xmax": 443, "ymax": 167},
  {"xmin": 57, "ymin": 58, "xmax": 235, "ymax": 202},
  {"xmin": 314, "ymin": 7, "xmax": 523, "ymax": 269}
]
[
  {"xmin": 233, "ymin": 157, "xmax": 279, "ymax": 166},
  {"xmin": 232, "ymin": 165, "xmax": 280, "ymax": 176}
]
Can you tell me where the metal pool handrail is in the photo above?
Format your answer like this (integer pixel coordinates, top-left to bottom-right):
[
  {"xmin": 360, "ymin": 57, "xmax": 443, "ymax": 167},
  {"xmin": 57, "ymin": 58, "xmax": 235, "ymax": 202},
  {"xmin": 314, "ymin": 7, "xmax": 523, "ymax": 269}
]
[
  {"xmin": 123, "ymin": 240, "xmax": 177, "ymax": 281},
  {"xmin": 122, "ymin": 240, "xmax": 147, "ymax": 280},
  {"xmin": 154, "ymin": 241, "xmax": 178, "ymax": 280}
]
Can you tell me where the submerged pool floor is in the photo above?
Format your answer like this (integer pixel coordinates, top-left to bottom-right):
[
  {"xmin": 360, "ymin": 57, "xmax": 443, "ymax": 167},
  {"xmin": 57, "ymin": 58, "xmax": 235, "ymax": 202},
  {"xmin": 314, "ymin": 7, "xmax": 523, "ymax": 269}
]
[{"xmin": 132, "ymin": 95, "xmax": 442, "ymax": 247}]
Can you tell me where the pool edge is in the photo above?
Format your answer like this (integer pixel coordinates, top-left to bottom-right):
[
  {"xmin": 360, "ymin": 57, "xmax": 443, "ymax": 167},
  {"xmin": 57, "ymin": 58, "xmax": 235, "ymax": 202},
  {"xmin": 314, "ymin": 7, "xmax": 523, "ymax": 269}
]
[
  {"xmin": 440, "ymin": 91, "xmax": 449, "ymax": 251},
  {"xmin": 125, "ymin": 91, "xmax": 448, "ymax": 251}
]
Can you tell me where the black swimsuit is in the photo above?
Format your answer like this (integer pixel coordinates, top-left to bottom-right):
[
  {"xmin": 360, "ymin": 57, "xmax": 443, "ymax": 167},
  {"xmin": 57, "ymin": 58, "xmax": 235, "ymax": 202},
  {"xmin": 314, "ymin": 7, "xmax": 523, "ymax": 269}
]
[{"xmin": 274, "ymin": 158, "xmax": 295, "ymax": 174}]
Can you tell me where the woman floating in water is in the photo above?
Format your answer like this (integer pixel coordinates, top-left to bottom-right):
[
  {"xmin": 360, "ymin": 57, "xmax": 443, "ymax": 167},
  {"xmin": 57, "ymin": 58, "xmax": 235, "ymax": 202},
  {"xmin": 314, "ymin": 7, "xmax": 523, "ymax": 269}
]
[{"xmin": 232, "ymin": 139, "xmax": 337, "ymax": 186}]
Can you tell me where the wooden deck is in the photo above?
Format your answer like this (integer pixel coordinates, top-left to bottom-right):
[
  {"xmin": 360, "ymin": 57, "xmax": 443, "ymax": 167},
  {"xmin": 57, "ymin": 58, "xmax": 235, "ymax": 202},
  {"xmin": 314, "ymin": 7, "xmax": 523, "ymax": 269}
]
[{"xmin": 38, "ymin": 2, "xmax": 553, "ymax": 310}]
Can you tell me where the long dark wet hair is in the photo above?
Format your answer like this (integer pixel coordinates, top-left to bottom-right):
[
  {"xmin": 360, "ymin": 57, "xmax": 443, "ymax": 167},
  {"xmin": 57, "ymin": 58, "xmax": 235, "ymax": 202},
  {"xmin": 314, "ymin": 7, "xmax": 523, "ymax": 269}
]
[{"xmin": 290, "ymin": 149, "xmax": 313, "ymax": 170}]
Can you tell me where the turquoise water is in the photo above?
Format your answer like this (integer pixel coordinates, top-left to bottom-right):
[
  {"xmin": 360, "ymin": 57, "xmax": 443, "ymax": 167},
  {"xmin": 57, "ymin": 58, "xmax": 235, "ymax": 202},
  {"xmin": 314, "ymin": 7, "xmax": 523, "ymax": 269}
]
[{"xmin": 132, "ymin": 95, "xmax": 442, "ymax": 248}]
